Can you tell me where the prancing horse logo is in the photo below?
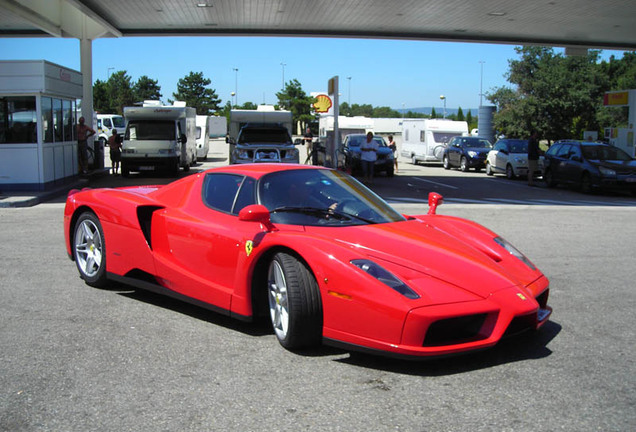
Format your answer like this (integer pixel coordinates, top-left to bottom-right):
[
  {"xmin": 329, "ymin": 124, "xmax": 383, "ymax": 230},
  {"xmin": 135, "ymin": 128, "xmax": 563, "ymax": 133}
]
[{"xmin": 245, "ymin": 240, "xmax": 253, "ymax": 257}]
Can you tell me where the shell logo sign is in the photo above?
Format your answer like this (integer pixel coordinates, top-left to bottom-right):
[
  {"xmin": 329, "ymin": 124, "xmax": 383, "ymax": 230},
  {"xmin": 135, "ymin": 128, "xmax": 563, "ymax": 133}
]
[{"xmin": 313, "ymin": 94, "xmax": 333, "ymax": 113}]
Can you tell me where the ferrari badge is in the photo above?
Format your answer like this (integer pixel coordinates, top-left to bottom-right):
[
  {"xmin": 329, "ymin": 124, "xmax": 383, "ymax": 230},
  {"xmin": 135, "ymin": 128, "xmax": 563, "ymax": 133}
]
[{"xmin": 245, "ymin": 240, "xmax": 253, "ymax": 257}]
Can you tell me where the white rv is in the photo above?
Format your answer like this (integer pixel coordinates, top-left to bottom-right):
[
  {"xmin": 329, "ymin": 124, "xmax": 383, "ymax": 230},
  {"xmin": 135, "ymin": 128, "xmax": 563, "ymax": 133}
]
[
  {"xmin": 228, "ymin": 106, "xmax": 298, "ymax": 164},
  {"xmin": 96, "ymin": 114, "xmax": 126, "ymax": 145},
  {"xmin": 121, "ymin": 101, "xmax": 197, "ymax": 177},
  {"xmin": 195, "ymin": 115, "xmax": 210, "ymax": 160},
  {"xmin": 401, "ymin": 119, "xmax": 468, "ymax": 164}
]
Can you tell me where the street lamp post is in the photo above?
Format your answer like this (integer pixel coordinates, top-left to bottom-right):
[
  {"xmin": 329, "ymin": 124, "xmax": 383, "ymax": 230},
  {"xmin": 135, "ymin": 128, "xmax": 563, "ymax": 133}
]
[
  {"xmin": 440, "ymin": 95, "xmax": 446, "ymax": 119},
  {"xmin": 232, "ymin": 68, "xmax": 239, "ymax": 107},
  {"xmin": 107, "ymin": 67, "xmax": 114, "ymax": 78},
  {"xmin": 346, "ymin": 76, "xmax": 352, "ymax": 106},
  {"xmin": 280, "ymin": 62, "xmax": 286, "ymax": 90}
]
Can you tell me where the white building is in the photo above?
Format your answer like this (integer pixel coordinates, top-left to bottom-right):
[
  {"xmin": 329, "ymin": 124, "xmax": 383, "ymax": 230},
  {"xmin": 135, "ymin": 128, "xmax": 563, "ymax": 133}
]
[{"xmin": 0, "ymin": 60, "xmax": 84, "ymax": 191}]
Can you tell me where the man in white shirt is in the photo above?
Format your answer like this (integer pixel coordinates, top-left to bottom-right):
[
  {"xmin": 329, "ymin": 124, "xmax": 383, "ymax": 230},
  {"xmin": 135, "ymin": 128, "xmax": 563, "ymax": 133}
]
[{"xmin": 360, "ymin": 131, "xmax": 378, "ymax": 184}]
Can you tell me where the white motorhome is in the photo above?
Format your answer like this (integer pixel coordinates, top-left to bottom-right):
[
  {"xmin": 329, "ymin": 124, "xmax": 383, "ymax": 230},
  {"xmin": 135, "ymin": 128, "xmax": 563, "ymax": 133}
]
[
  {"xmin": 208, "ymin": 116, "xmax": 227, "ymax": 139},
  {"xmin": 401, "ymin": 119, "xmax": 468, "ymax": 164},
  {"xmin": 122, "ymin": 101, "xmax": 197, "ymax": 177},
  {"xmin": 228, "ymin": 106, "xmax": 298, "ymax": 164},
  {"xmin": 96, "ymin": 114, "xmax": 126, "ymax": 145},
  {"xmin": 195, "ymin": 115, "xmax": 210, "ymax": 160}
]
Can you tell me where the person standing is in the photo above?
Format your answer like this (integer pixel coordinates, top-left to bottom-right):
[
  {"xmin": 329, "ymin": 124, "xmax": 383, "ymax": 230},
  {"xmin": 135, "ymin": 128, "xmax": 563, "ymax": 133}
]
[
  {"xmin": 76, "ymin": 116, "xmax": 95, "ymax": 174},
  {"xmin": 303, "ymin": 127, "xmax": 314, "ymax": 164},
  {"xmin": 388, "ymin": 134, "xmax": 398, "ymax": 173},
  {"xmin": 108, "ymin": 128, "xmax": 123, "ymax": 175},
  {"xmin": 527, "ymin": 130, "xmax": 540, "ymax": 186},
  {"xmin": 360, "ymin": 131, "xmax": 378, "ymax": 184}
]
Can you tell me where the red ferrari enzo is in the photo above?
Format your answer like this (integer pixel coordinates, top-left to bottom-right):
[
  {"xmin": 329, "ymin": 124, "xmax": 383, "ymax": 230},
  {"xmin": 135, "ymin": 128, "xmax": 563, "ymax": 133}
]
[{"xmin": 64, "ymin": 164, "xmax": 551, "ymax": 359}]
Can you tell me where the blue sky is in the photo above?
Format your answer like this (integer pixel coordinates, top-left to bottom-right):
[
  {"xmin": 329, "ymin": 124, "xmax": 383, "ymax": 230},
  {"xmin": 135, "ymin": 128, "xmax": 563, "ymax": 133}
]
[{"xmin": 0, "ymin": 36, "xmax": 628, "ymax": 111}]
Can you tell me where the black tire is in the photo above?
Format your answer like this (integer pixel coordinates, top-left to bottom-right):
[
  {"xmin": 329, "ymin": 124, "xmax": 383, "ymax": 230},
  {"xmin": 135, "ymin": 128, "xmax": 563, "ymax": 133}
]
[
  {"xmin": 544, "ymin": 168, "xmax": 556, "ymax": 187},
  {"xmin": 486, "ymin": 162, "xmax": 494, "ymax": 176},
  {"xmin": 411, "ymin": 155, "xmax": 418, "ymax": 165},
  {"xmin": 443, "ymin": 155, "xmax": 451, "ymax": 170},
  {"xmin": 121, "ymin": 163, "xmax": 130, "ymax": 178},
  {"xmin": 73, "ymin": 212, "xmax": 107, "ymax": 288},
  {"xmin": 506, "ymin": 164, "xmax": 516, "ymax": 179},
  {"xmin": 267, "ymin": 252, "xmax": 322, "ymax": 349},
  {"xmin": 460, "ymin": 156, "xmax": 469, "ymax": 172}
]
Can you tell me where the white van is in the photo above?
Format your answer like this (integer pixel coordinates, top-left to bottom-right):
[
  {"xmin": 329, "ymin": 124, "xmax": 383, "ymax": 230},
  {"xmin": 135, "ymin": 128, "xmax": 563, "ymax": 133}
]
[
  {"xmin": 96, "ymin": 114, "xmax": 125, "ymax": 145},
  {"xmin": 401, "ymin": 119, "xmax": 468, "ymax": 164},
  {"xmin": 121, "ymin": 102, "xmax": 197, "ymax": 177},
  {"xmin": 196, "ymin": 115, "xmax": 210, "ymax": 160}
]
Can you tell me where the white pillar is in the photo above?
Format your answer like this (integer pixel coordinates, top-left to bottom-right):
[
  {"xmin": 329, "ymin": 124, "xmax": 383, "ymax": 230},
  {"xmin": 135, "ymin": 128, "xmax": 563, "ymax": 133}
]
[{"xmin": 80, "ymin": 37, "xmax": 93, "ymax": 123}]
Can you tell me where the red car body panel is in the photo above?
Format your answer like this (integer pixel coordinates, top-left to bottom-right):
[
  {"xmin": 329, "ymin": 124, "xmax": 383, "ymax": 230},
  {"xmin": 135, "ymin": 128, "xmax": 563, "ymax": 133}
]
[{"xmin": 64, "ymin": 164, "xmax": 551, "ymax": 358}]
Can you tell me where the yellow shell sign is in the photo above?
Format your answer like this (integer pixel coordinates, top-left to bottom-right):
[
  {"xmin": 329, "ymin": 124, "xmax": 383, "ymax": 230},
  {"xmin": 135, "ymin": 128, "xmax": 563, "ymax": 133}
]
[{"xmin": 313, "ymin": 94, "xmax": 333, "ymax": 113}]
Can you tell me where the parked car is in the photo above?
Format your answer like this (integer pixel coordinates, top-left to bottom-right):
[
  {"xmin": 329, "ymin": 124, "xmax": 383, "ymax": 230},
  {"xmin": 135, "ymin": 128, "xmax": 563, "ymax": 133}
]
[
  {"xmin": 442, "ymin": 136, "xmax": 492, "ymax": 171},
  {"xmin": 64, "ymin": 164, "xmax": 551, "ymax": 359},
  {"xmin": 343, "ymin": 134, "xmax": 395, "ymax": 177},
  {"xmin": 486, "ymin": 138, "xmax": 543, "ymax": 179},
  {"xmin": 543, "ymin": 140, "xmax": 636, "ymax": 194}
]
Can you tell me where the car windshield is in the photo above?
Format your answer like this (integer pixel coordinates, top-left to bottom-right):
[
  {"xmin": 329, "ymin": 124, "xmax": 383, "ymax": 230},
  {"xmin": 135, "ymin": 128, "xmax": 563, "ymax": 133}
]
[
  {"xmin": 238, "ymin": 128, "xmax": 291, "ymax": 144},
  {"xmin": 507, "ymin": 140, "xmax": 529, "ymax": 153},
  {"xmin": 582, "ymin": 144, "xmax": 633, "ymax": 161},
  {"xmin": 460, "ymin": 138, "xmax": 492, "ymax": 148},
  {"xmin": 112, "ymin": 116, "xmax": 126, "ymax": 128},
  {"xmin": 346, "ymin": 135, "xmax": 386, "ymax": 147},
  {"xmin": 125, "ymin": 120, "xmax": 175, "ymax": 140},
  {"xmin": 258, "ymin": 169, "xmax": 405, "ymax": 226}
]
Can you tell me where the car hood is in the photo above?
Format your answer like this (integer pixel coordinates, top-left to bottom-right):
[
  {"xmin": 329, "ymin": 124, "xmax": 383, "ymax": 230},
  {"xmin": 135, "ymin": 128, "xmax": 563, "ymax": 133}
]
[
  {"xmin": 306, "ymin": 218, "xmax": 537, "ymax": 301},
  {"xmin": 349, "ymin": 146, "xmax": 393, "ymax": 155},
  {"xmin": 467, "ymin": 146, "xmax": 492, "ymax": 152},
  {"xmin": 238, "ymin": 142, "xmax": 293, "ymax": 147}
]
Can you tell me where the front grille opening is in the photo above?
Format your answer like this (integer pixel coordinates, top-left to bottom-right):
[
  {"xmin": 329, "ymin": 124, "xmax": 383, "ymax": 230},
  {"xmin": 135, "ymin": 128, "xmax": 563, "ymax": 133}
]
[
  {"xmin": 423, "ymin": 314, "xmax": 488, "ymax": 347},
  {"xmin": 536, "ymin": 288, "xmax": 549, "ymax": 309}
]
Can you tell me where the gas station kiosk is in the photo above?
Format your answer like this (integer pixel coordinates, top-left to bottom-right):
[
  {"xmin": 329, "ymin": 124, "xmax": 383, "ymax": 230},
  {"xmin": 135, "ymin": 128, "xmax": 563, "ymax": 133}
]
[{"xmin": 0, "ymin": 60, "xmax": 84, "ymax": 191}]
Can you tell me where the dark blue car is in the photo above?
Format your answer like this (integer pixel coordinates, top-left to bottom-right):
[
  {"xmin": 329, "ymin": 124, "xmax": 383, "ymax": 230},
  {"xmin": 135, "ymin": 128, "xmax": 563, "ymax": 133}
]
[
  {"xmin": 342, "ymin": 134, "xmax": 395, "ymax": 177},
  {"xmin": 543, "ymin": 140, "xmax": 636, "ymax": 194},
  {"xmin": 442, "ymin": 136, "xmax": 492, "ymax": 172}
]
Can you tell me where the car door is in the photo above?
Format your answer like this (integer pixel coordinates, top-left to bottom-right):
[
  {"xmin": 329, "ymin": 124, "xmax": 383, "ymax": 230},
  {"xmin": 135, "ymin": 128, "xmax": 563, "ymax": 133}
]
[
  {"xmin": 562, "ymin": 144, "xmax": 584, "ymax": 185},
  {"xmin": 551, "ymin": 144, "xmax": 571, "ymax": 184},
  {"xmin": 151, "ymin": 174, "xmax": 258, "ymax": 310},
  {"xmin": 495, "ymin": 141, "xmax": 510, "ymax": 172},
  {"xmin": 448, "ymin": 138, "xmax": 461, "ymax": 166}
]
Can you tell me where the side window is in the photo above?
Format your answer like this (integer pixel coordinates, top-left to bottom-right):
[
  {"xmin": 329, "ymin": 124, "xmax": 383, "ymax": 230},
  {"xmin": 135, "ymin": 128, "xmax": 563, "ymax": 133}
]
[
  {"xmin": 202, "ymin": 173, "xmax": 244, "ymax": 213},
  {"xmin": 555, "ymin": 145, "xmax": 571, "ymax": 158},
  {"xmin": 419, "ymin": 130, "xmax": 426, "ymax": 142},
  {"xmin": 404, "ymin": 129, "xmax": 409, "ymax": 141},
  {"xmin": 495, "ymin": 141, "xmax": 505, "ymax": 151},
  {"xmin": 232, "ymin": 177, "xmax": 256, "ymax": 215},
  {"xmin": 545, "ymin": 144, "xmax": 560, "ymax": 156},
  {"xmin": 569, "ymin": 145, "xmax": 582, "ymax": 160}
]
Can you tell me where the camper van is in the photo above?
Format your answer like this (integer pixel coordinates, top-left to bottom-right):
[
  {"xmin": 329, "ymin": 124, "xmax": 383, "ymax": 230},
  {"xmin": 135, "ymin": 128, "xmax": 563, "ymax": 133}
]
[
  {"xmin": 401, "ymin": 119, "xmax": 468, "ymax": 164},
  {"xmin": 228, "ymin": 106, "xmax": 297, "ymax": 164},
  {"xmin": 121, "ymin": 101, "xmax": 197, "ymax": 177},
  {"xmin": 96, "ymin": 114, "xmax": 125, "ymax": 145},
  {"xmin": 195, "ymin": 115, "xmax": 210, "ymax": 160}
]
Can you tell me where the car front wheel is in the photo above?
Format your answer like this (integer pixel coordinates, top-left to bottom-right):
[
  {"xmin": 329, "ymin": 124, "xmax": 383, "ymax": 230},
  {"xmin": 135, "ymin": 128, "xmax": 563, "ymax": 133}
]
[
  {"xmin": 486, "ymin": 162, "xmax": 494, "ymax": 176},
  {"xmin": 267, "ymin": 252, "xmax": 322, "ymax": 349},
  {"xmin": 581, "ymin": 172, "xmax": 593, "ymax": 194},
  {"xmin": 544, "ymin": 168, "xmax": 556, "ymax": 187},
  {"xmin": 443, "ymin": 155, "xmax": 450, "ymax": 170},
  {"xmin": 73, "ymin": 212, "xmax": 107, "ymax": 287},
  {"xmin": 460, "ymin": 156, "xmax": 469, "ymax": 172},
  {"xmin": 506, "ymin": 164, "xmax": 516, "ymax": 179}
]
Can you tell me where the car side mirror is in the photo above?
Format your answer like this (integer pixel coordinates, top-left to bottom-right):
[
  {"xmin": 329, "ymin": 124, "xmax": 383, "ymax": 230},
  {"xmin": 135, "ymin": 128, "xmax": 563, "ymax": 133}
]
[
  {"xmin": 294, "ymin": 138, "xmax": 304, "ymax": 145},
  {"xmin": 238, "ymin": 204, "xmax": 275, "ymax": 231},
  {"xmin": 427, "ymin": 192, "xmax": 444, "ymax": 215}
]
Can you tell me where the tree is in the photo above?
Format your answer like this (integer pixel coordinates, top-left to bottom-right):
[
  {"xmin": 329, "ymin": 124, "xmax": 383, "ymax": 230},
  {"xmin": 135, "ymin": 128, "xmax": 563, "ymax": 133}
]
[
  {"xmin": 456, "ymin": 107, "xmax": 464, "ymax": 121},
  {"xmin": 172, "ymin": 71, "xmax": 221, "ymax": 115},
  {"xmin": 276, "ymin": 79, "xmax": 316, "ymax": 130},
  {"xmin": 430, "ymin": 107, "xmax": 438, "ymax": 118},
  {"xmin": 237, "ymin": 101, "xmax": 258, "ymax": 110},
  {"xmin": 133, "ymin": 75, "xmax": 162, "ymax": 102},
  {"xmin": 107, "ymin": 71, "xmax": 135, "ymax": 115},
  {"xmin": 92, "ymin": 79, "xmax": 110, "ymax": 113}
]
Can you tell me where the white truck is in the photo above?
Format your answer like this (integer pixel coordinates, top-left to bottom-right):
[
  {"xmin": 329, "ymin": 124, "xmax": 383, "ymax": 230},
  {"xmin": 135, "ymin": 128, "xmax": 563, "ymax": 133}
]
[
  {"xmin": 227, "ymin": 105, "xmax": 298, "ymax": 164},
  {"xmin": 96, "ymin": 114, "xmax": 126, "ymax": 145},
  {"xmin": 196, "ymin": 115, "xmax": 210, "ymax": 160},
  {"xmin": 121, "ymin": 101, "xmax": 197, "ymax": 177},
  {"xmin": 401, "ymin": 119, "xmax": 468, "ymax": 164}
]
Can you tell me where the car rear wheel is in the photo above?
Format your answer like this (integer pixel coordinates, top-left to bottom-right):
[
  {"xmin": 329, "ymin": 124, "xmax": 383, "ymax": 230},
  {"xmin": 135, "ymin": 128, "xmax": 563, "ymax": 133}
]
[
  {"xmin": 267, "ymin": 252, "xmax": 322, "ymax": 349},
  {"xmin": 506, "ymin": 164, "xmax": 516, "ymax": 179},
  {"xmin": 460, "ymin": 156, "xmax": 469, "ymax": 172},
  {"xmin": 443, "ymin": 155, "xmax": 450, "ymax": 170},
  {"xmin": 73, "ymin": 212, "xmax": 107, "ymax": 287},
  {"xmin": 486, "ymin": 162, "xmax": 494, "ymax": 176}
]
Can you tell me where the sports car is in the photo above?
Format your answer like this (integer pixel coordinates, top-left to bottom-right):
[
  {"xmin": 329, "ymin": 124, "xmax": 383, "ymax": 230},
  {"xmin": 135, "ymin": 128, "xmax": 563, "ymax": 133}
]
[{"xmin": 64, "ymin": 164, "xmax": 552, "ymax": 359}]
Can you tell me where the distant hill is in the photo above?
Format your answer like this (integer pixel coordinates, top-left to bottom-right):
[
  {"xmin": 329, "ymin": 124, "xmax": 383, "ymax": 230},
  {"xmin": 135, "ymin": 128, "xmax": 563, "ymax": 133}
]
[{"xmin": 397, "ymin": 107, "xmax": 478, "ymax": 116}]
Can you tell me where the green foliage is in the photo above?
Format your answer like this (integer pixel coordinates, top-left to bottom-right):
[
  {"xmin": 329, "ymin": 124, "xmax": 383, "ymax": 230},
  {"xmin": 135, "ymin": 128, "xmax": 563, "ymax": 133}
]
[
  {"xmin": 430, "ymin": 107, "xmax": 437, "ymax": 119},
  {"xmin": 133, "ymin": 75, "xmax": 162, "ymax": 102},
  {"xmin": 107, "ymin": 71, "xmax": 135, "ymax": 115},
  {"xmin": 456, "ymin": 107, "xmax": 464, "ymax": 121},
  {"xmin": 92, "ymin": 79, "xmax": 110, "ymax": 113},
  {"xmin": 172, "ymin": 71, "xmax": 222, "ymax": 115},
  {"xmin": 276, "ymin": 79, "xmax": 316, "ymax": 129}
]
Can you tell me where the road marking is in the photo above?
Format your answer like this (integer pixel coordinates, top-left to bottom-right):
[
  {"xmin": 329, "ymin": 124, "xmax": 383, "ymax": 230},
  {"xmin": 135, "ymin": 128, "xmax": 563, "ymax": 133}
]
[{"xmin": 408, "ymin": 177, "xmax": 459, "ymax": 189}]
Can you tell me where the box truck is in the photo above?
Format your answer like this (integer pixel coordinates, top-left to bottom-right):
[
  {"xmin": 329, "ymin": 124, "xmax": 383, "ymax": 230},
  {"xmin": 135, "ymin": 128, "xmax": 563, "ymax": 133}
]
[
  {"xmin": 196, "ymin": 115, "xmax": 210, "ymax": 160},
  {"xmin": 401, "ymin": 119, "xmax": 468, "ymax": 164},
  {"xmin": 227, "ymin": 105, "xmax": 298, "ymax": 164},
  {"xmin": 121, "ymin": 101, "xmax": 197, "ymax": 177}
]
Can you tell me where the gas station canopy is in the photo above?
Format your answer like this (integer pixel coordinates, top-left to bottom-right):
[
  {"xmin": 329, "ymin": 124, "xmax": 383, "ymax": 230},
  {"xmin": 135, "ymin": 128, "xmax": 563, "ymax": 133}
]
[{"xmin": 0, "ymin": 0, "xmax": 635, "ymax": 50}]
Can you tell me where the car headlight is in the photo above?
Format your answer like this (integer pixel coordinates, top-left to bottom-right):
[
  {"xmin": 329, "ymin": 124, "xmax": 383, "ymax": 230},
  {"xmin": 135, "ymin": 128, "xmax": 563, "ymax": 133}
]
[
  {"xmin": 234, "ymin": 149, "xmax": 250, "ymax": 160},
  {"xmin": 467, "ymin": 151, "xmax": 478, "ymax": 158},
  {"xmin": 285, "ymin": 148, "xmax": 299, "ymax": 159},
  {"xmin": 493, "ymin": 237, "xmax": 536, "ymax": 270},
  {"xmin": 514, "ymin": 157, "xmax": 526, "ymax": 164},
  {"xmin": 351, "ymin": 259, "xmax": 420, "ymax": 299},
  {"xmin": 598, "ymin": 166, "xmax": 616, "ymax": 177}
]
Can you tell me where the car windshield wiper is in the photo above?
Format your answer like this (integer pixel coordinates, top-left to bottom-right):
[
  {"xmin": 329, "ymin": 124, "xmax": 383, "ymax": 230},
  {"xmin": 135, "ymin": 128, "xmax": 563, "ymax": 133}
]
[
  {"xmin": 330, "ymin": 209, "xmax": 377, "ymax": 224},
  {"xmin": 271, "ymin": 206, "xmax": 376, "ymax": 224}
]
